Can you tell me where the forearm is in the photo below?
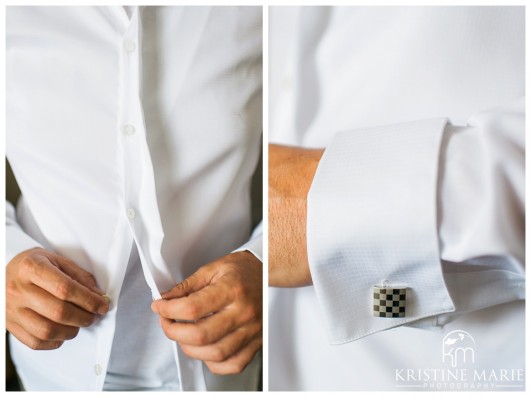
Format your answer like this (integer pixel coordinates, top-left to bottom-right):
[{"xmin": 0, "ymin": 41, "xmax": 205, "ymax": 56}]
[{"xmin": 268, "ymin": 144, "xmax": 323, "ymax": 287}]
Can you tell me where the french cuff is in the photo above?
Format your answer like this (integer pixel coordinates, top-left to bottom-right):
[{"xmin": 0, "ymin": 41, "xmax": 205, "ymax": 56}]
[
  {"xmin": 232, "ymin": 221, "xmax": 263, "ymax": 263},
  {"xmin": 6, "ymin": 206, "xmax": 43, "ymax": 266},
  {"xmin": 307, "ymin": 118, "xmax": 455, "ymax": 345}
]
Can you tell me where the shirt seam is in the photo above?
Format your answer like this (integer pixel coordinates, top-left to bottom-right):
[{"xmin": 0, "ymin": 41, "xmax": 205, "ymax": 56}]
[{"xmin": 330, "ymin": 306, "xmax": 456, "ymax": 345}]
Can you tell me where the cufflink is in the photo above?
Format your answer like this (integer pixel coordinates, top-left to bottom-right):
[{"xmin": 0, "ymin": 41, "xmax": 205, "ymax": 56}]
[{"xmin": 373, "ymin": 286, "xmax": 406, "ymax": 318}]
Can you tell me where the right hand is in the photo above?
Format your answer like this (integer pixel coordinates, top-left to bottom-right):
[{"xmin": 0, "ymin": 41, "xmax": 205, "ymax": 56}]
[{"xmin": 6, "ymin": 247, "xmax": 110, "ymax": 350}]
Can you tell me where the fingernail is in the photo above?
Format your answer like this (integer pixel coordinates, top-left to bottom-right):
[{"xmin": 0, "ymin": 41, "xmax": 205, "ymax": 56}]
[
  {"xmin": 98, "ymin": 295, "xmax": 111, "ymax": 314},
  {"xmin": 151, "ymin": 301, "xmax": 159, "ymax": 313}
]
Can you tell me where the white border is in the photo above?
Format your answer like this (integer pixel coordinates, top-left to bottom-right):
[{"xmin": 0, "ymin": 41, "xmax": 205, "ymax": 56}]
[{"xmin": 1, "ymin": 2, "xmax": 529, "ymax": 397}]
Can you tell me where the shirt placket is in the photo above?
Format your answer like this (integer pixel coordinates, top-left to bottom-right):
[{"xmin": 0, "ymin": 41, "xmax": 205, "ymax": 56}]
[
  {"xmin": 118, "ymin": 8, "xmax": 162, "ymax": 296},
  {"xmin": 116, "ymin": 7, "xmax": 206, "ymax": 391}
]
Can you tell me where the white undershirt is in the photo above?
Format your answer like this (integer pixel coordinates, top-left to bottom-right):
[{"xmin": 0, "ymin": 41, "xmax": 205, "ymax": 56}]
[{"xmin": 103, "ymin": 244, "xmax": 180, "ymax": 391}]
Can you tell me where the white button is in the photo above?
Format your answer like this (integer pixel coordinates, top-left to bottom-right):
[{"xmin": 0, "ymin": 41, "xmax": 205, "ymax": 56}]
[
  {"xmin": 126, "ymin": 208, "xmax": 136, "ymax": 219},
  {"xmin": 122, "ymin": 124, "xmax": 136, "ymax": 136},
  {"xmin": 94, "ymin": 364, "xmax": 102, "ymax": 376},
  {"xmin": 123, "ymin": 39, "xmax": 136, "ymax": 53}
]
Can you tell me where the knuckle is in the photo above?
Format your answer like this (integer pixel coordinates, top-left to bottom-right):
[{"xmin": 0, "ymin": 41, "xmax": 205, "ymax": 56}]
[
  {"xmin": 35, "ymin": 322, "xmax": 56, "ymax": 340},
  {"xmin": 26, "ymin": 251, "xmax": 42, "ymax": 261},
  {"xmin": 27, "ymin": 338, "xmax": 46, "ymax": 351},
  {"xmin": 66, "ymin": 327, "xmax": 80, "ymax": 340},
  {"xmin": 210, "ymin": 346, "xmax": 227, "ymax": 362},
  {"xmin": 177, "ymin": 279, "xmax": 189, "ymax": 292},
  {"xmin": 206, "ymin": 362, "xmax": 223, "ymax": 375},
  {"xmin": 191, "ymin": 328, "xmax": 208, "ymax": 346},
  {"xmin": 5, "ymin": 279, "xmax": 20, "ymax": 299},
  {"xmin": 50, "ymin": 303, "xmax": 69, "ymax": 322},
  {"xmin": 19, "ymin": 256, "xmax": 36, "ymax": 274},
  {"xmin": 27, "ymin": 339, "xmax": 40, "ymax": 350},
  {"xmin": 228, "ymin": 360, "xmax": 246, "ymax": 375},
  {"xmin": 208, "ymin": 360, "xmax": 245, "ymax": 375},
  {"xmin": 240, "ymin": 305, "xmax": 258, "ymax": 323},
  {"xmin": 82, "ymin": 313, "xmax": 96, "ymax": 327},
  {"xmin": 232, "ymin": 282, "xmax": 246, "ymax": 300},
  {"xmin": 82, "ymin": 295, "xmax": 100, "ymax": 314},
  {"xmin": 55, "ymin": 280, "xmax": 74, "ymax": 300},
  {"xmin": 180, "ymin": 344, "xmax": 192, "ymax": 356},
  {"xmin": 183, "ymin": 302, "xmax": 200, "ymax": 320}
]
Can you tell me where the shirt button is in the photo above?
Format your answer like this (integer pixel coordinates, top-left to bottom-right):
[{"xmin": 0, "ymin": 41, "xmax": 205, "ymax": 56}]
[
  {"xmin": 123, "ymin": 39, "xmax": 136, "ymax": 53},
  {"xmin": 94, "ymin": 364, "xmax": 103, "ymax": 376},
  {"xmin": 126, "ymin": 208, "xmax": 136, "ymax": 219},
  {"xmin": 122, "ymin": 124, "xmax": 136, "ymax": 136}
]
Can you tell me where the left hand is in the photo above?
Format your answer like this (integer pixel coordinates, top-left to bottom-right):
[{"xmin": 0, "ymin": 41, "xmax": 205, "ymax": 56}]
[{"xmin": 151, "ymin": 251, "xmax": 262, "ymax": 375}]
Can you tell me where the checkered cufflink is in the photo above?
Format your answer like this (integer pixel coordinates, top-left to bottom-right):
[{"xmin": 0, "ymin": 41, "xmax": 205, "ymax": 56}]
[{"xmin": 373, "ymin": 287, "xmax": 406, "ymax": 318}]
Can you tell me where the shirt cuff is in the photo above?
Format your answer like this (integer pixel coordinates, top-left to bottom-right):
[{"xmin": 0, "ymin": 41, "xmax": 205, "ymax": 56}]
[
  {"xmin": 232, "ymin": 221, "xmax": 263, "ymax": 263},
  {"xmin": 307, "ymin": 118, "xmax": 455, "ymax": 345}
]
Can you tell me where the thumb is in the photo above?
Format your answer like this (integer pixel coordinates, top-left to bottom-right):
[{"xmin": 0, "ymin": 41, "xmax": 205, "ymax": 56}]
[{"xmin": 161, "ymin": 266, "xmax": 212, "ymax": 300}]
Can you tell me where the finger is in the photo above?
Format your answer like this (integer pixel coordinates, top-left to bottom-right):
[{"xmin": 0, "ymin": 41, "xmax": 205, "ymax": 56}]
[
  {"xmin": 179, "ymin": 322, "xmax": 262, "ymax": 362},
  {"xmin": 161, "ymin": 267, "xmax": 213, "ymax": 299},
  {"xmin": 7, "ymin": 321, "xmax": 63, "ymax": 351},
  {"xmin": 159, "ymin": 302, "xmax": 259, "ymax": 345},
  {"xmin": 24, "ymin": 284, "xmax": 97, "ymax": 327},
  {"xmin": 161, "ymin": 315, "xmax": 231, "ymax": 345},
  {"xmin": 17, "ymin": 308, "xmax": 80, "ymax": 342},
  {"xmin": 159, "ymin": 313, "xmax": 233, "ymax": 346},
  {"xmin": 153, "ymin": 281, "xmax": 233, "ymax": 321},
  {"xmin": 50, "ymin": 253, "xmax": 105, "ymax": 295},
  {"xmin": 205, "ymin": 335, "xmax": 262, "ymax": 375},
  {"xmin": 28, "ymin": 255, "xmax": 109, "ymax": 315}
]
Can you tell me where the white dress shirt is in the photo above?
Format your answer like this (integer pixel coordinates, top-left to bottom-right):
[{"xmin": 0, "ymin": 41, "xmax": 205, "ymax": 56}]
[
  {"xmin": 6, "ymin": 6, "xmax": 262, "ymax": 391},
  {"xmin": 269, "ymin": 6, "xmax": 524, "ymax": 391}
]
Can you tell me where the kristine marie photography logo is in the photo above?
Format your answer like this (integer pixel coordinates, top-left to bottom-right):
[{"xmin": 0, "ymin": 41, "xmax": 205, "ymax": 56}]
[
  {"xmin": 394, "ymin": 330, "xmax": 524, "ymax": 390},
  {"xmin": 442, "ymin": 330, "xmax": 476, "ymax": 368}
]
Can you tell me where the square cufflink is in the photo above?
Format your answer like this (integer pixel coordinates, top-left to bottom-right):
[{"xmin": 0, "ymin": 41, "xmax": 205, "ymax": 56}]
[{"xmin": 373, "ymin": 286, "xmax": 406, "ymax": 318}]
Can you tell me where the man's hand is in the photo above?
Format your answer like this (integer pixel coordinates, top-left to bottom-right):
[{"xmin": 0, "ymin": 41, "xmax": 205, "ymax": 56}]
[
  {"xmin": 268, "ymin": 143, "xmax": 324, "ymax": 287},
  {"xmin": 151, "ymin": 251, "xmax": 262, "ymax": 375},
  {"xmin": 6, "ymin": 248, "xmax": 110, "ymax": 350}
]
